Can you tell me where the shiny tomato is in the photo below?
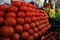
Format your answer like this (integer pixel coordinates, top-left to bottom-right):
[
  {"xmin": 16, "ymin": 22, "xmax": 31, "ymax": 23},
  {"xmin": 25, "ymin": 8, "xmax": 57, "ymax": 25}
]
[
  {"xmin": 0, "ymin": 26, "xmax": 14, "ymax": 37},
  {"xmin": 22, "ymin": 32, "xmax": 29, "ymax": 39},
  {"xmin": 0, "ymin": 17, "xmax": 4, "ymax": 24},
  {"xmin": 12, "ymin": 1, "xmax": 21, "ymax": 7},
  {"xmin": 4, "ymin": 17, "xmax": 16, "ymax": 26},
  {"xmin": 33, "ymin": 27, "xmax": 38, "ymax": 33},
  {"xmin": 17, "ymin": 12, "xmax": 25, "ymax": 17},
  {"xmin": 33, "ymin": 33, "xmax": 39, "ymax": 38},
  {"xmin": 17, "ymin": 18, "xmax": 25, "ymax": 25},
  {"xmin": 6, "ymin": 12, "xmax": 16, "ymax": 18},
  {"xmin": 29, "ymin": 29, "xmax": 34, "ymax": 35},
  {"xmin": 28, "ymin": 36, "xmax": 34, "ymax": 40},
  {"xmin": 23, "ymin": 24, "xmax": 30, "ymax": 31},
  {"xmin": 15, "ymin": 25, "xmax": 23, "ymax": 33},
  {"xmin": 31, "ymin": 17, "xmax": 37, "ymax": 22},
  {"xmin": 0, "ymin": 11, "xmax": 5, "ymax": 17}
]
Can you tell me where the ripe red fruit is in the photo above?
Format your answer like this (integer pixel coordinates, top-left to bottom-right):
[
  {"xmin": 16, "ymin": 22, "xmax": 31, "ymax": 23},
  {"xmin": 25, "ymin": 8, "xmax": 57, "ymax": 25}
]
[
  {"xmin": 35, "ymin": 21, "xmax": 40, "ymax": 26},
  {"xmin": 28, "ymin": 4, "xmax": 33, "ymax": 8},
  {"xmin": 32, "ymin": 12, "xmax": 36, "ymax": 16},
  {"xmin": 30, "ymin": 23, "xmax": 36, "ymax": 29},
  {"xmin": 41, "ymin": 29, "xmax": 45, "ymax": 34},
  {"xmin": 0, "ymin": 17, "xmax": 4, "ymax": 24},
  {"xmin": 23, "ymin": 24, "xmax": 30, "ymax": 31},
  {"xmin": 38, "ymin": 26, "xmax": 42, "ymax": 31},
  {"xmin": 4, "ymin": 17, "xmax": 16, "ymax": 26},
  {"xmin": 28, "ymin": 36, "xmax": 34, "ymax": 40},
  {"xmin": 17, "ymin": 18, "xmax": 25, "ymax": 25},
  {"xmin": 37, "ymin": 17, "xmax": 40, "ymax": 21},
  {"xmin": 25, "ymin": 17, "xmax": 31, "ymax": 24},
  {"xmin": 21, "ymin": 2, "xmax": 27, "ymax": 6},
  {"xmin": 19, "ymin": 6, "xmax": 27, "ymax": 11},
  {"xmin": 33, "ymin": 33, "xmax": 39, "ymax": 38},
  {"xmin": 26, "ymin": 12, "xmax": 32, "ymax": 17},
  {"xmin": 6, "ymin": 12, "xmax": 16, "ymax": 18},
  {"xmin": 0, "ymin": 11, "xmax": 5, "ymax": 17},
  {"xmin": 12, "ymin": 33, "xmax": 20, "ymax": 40},
  {"xmin": 15, "ymin": 25, "xmax": 23, "ymax": 33},
  {"xmin": 29, "ymin": 29, "xmax": 34, "ymax": 35},
  {"xmin": 8, "ymin": 6, "xmax": 18, "ymax": 12},
  {"xmin": 17, "ymin": 12, "xmax": 25, "ymax": 17},
  {"xmin": 33, "ymin": 27, "xmax": 38, "ymax": 33},
  {"xmin": 38, "ymin": 31, "xmax": 42, "ymax": 36},
  {"xmin": 0, "ymin": 5, "xmax": 7, "ymax": 11},
  {"xmin": 12, "ymin": 1, "xmax": 21, "ymax": 7},
  {"xmin": 1, "ymin": 37, "xmax": 10, "ymax": 40},
  {"xmin": 0, "ymin": 26, "xmax": 14, "ymax": 37},
  {"xmin": 22, "ymin": 32, "xmax": 29, "ymax": 39},
  {"xmin": 36, "ymin": 12, "xmax": 40, "ymax": 16},
  {"xmin": 31, "ymin": 17, "xmax": 37, "ymax": 22},
  {"xmin": 44, "ymin": 27, "xmax": 48, "ymax": 31}
]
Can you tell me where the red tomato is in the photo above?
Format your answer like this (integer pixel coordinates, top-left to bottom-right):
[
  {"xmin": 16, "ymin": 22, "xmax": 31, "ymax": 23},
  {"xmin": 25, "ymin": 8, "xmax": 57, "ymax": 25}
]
[
  {"xmin": 41, "ymin": 29, "xmax": 45, "ymax": 34},
  {"xmin": 38, "ymin": 26, "xmax": 42, "ymax": 31},
  {"xmin": 12, "ymin": 33, "xmax": 20, "ymax": 40},
  {"xmin": 19, "ymin": 6, "xmax": 27, "ymax": 11},
  {"xmin": 32, "ymin": 12, "xmax": 36, "ymax": 16},
  {"xmin": 25, "ymin": 17, "xmax": 31, "ymax": 24},
  {"xmin": 17, "ymin": 18, "xmax": 25, "ymax": 25},
  {"xmin": 33, "ymin": 27, "xmax": 38, "ymax": 33},
  {"xmin": 0, "ymin": 11, "xmax": 5, "ymax": 17},
  {"xmin": 8, "ymin": 6, "xmax": 18, "ymax": 12},
  {"xmin": 15, "ymin": 25, "xmax": 23, "ymax": 33},
  {"xmin": 35, "ymin": 21, "xmax": 40, "ymax": 26},
  {"xmin": 23, "ymin": 24, "xmax": 30, "ymax": 31},
  {"xmin": 30, "ymin": 23, "xmax": 36, "ymax": 29},
  {"xmin": 21, "ymin": 2, "xmax": 27, "ymax": 6},
  {"xmin": 29, "ymin": 29, "xmax": 34, "ymax": 35},
  {"xmin": 1, "ymin": 37, "xmax": 10, "ymax": 40},
  {"xmin": 37, "ymin": 17, "xmax": 40, "ymax": 21},
  {"xmin": 28, "ymin": 36, "xmax": 34, "ymax": 40},
  {"xmin": 36, "ymin": 12, "xmax": 40, "ymax": 17},
  {"xmin": 0, "ymin": 5, "xmax": 7, "ymax": 11},
  {"xmin": 0, "ymin": 26, "xmax": 14, "ymax": 37},
  {"xmin": 17, "ymin": 12, "xmax": 25, "ymax": 17},
  {"xmin": 33, "ymin": 33, "xmax": 39, "ymax": 38},
  {"xmin": 36, "ymin": 9, "xmax": 40, "ymax": 13},
  {"xmin": 22, "ymin": 32, "xmax": 29, "ymax": 39},
  {"xmin": 6, "ymin": 12, "xmax": 16, "ymax": 18},
  {"xmin": 0, "ymin": 17, "xmax": 4, "ymax": 24},
  {"xmin": 38, "ymin": 31, "xmax": 42, "ymax": 36},
  {"xmin": 27, "ymin": 7, "xmax": 33, "ymax": 11},
  {"xmin": 4, "ymin": 17, "xmax": 16, "ymax": 26},
  {"xmin": 12, "ymin": 1, "xmax": 21, "ymax": 7},
  {"xmin": 31, "ymin": 17, "xmax": 37, "ymax": 22},
  {"xmin": 28, "ymin": 4, "xmax": 33, "ymax": 8},
  {"xmin": 25, "ymin": 11, "xmax": 32, "ymax": 17}
]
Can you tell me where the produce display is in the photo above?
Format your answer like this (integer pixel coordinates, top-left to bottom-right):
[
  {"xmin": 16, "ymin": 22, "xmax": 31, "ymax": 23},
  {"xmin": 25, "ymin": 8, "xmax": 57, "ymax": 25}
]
[
  {"xmin": 41, "ymin": 31, "xmax": 60, "ymax": 40},
  {"xmin": 0, "ymin": 1, "xmax": 51, "ymax": 40}
]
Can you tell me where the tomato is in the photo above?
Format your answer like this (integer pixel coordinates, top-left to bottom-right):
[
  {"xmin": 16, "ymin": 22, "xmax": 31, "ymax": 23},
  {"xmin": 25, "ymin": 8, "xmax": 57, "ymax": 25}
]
[
  {"xmin": 8, "ymin": 6, "xmax": 18, "ymax": 12},
  {"xmin": 17, "ymin": 18, "xmax": 25, "ymax": 25},
  {"xmin": 31, "ymin": 17, "xmax": 37, "ymax": 22},
  {"xmin": 0, "ymin": 17, "xmax": 4, "ymax": 24},
  {"xmin": 33, "ymin": 27, "xmax": 38, "ymax": 33},
  {"xmin": 1, "ymin": 37, "xmax": 10, "ymax": 40},
  {"xmin": 12, "ymin": 33, "xmax": 20, "ymax": 40},
  {"xmin": 38, "ymin": 26, "xmax": 42, "ymax": 31},
  {"xmin": 17, "ymin": 12, "xmax": 25, "ymax": 17},
  {"xmin": 6, "ymin": 12, "xmax": 16, "ymax": 18},
  {"xmin": 0, "ymin": 26, "xmax": 14, "ymax": 37},
  {"xmin": 30, "ymin": 23, "xmax": 36, "ymax": 29},
  {"xmin": 32, "ymin": 12, "xmax": 36, "ymax": 16},
  {"xmin": 23, "ymin": 24, "xmax": 30, "ymax": 31},
  {"xmin": 22, "ymin": 32, "xmax": 29, "ymax": 39},
  {"xmin": 25, "ymin": 17, "xmax": 31, "ymax": 24},
  {"xmin": 38, "ymin": 31, "xmax": 42, "ymax": 36},
  {"xmin": 12, "ymin": 1, "xmax": 21, "ymax": 7},
  {"xmin": 28, "ymin": 4, "xmax": 33, "ymax": 8},
  {"xmin": 4, "ymin": 17, "xmax": 16, "ymax": 26},
  {"xmin": 29, "ymin": 29, "xmax": 34, "ymax": 35},
  {"xmin": 35, "ymin": 21, "xmax": 40, "ymax": 26},
  {"xmin": 21, "ymin": 2, "xmax": 27, "ymax": 6},
  {"xmin": 0, "ymin": 11, "xmax": 5, "ymax": 17},
  {"xmin": 33, "ymin": 33, "xmax": 39, "ymax": 38},
  {"xmin": 25, "ymin": 11, "xmax": 32, "ymax": 17},
  {"xmin": 0, "ymin": 5, "xmax": 7, "ymax": 11},
  {"xmin": 28, "ymin": 36, "xmax": 34, "ymax": 40},
  {"xmin": 36, "ymin": 12, "xmax": 40, "ymax": 17},
  {"xmin": 15, "ymin": 25, "xmax": 23, "ymax": 33},
  {"xmin": 37, "ymin": 17, "xmax": 40, "ymax": 21},
  {"xmin": 19, "ymin": 6, "xmax": 27, "ymax": 11},
  {"xmin": 41, "ymin": 29, "xmax": 45, "ymax": 34}
]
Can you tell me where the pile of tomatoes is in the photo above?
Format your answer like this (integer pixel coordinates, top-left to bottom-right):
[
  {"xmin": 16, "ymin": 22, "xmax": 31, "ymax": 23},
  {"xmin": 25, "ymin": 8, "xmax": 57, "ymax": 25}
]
[{"xmin": 0, "ymin": 1, "xmax": 51, "ymax": 40}]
